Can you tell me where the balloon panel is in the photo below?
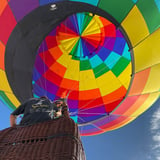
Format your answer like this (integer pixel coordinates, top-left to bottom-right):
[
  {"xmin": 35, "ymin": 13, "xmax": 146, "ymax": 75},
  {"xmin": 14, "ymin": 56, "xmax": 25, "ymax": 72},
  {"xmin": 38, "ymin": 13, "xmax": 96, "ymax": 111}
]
[
  {"xmin": 133, "ymin": 28, "xmax": 160, "ymax": 73},
  {"xmin": 121, "ymin": 5, "xmax": 150, "ymax": 47},
  {"xmin": 98, "ymin": 0, "xmax": 135, "ymax": 23},
  {"xmin": 9, "ymin": 0, "xmax": 39, "ymax": 21},
  {"xmin": 136, "ymin": 0, "xmax": 160, "ymax": 33}
]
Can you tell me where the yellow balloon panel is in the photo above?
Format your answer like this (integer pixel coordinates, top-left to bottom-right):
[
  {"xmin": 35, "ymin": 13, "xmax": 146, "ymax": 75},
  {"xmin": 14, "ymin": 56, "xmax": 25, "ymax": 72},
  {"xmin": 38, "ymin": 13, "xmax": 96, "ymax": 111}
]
[
  {"xmin": 0, "ymin": 70, "xmax": 13, "ymax": 93},
  {"xmin": 94, "ymin": 14, "xmax": 105, "ymax": 28},
  {"xmin": 57, "ymin": 54, "xmax": 71, "ymax": 67},
  {"xmin": 0, "ymin": 70, "xmax": 20, "ymax": 108},
  {"xmin": 63, "ymin": 59, "xmax": 80, "ymax": 80},
  {"xmin": 134, "ymin": 28, "xmax": 160, "ymax": 73},
  {"xmin": 117, "ymin": 63, "xmax": 132, "ymax": 89},
  {"xmin": 82, "ymin": 17, "xmax": 101, "ymax": 36},
  {"xmin": 79, "ymin": 70, "xmax": 98, "ymax": 90},
  {"xmin": 5, "ymin": 92, "xmax": 20, "ymax": 108},
  {"xmin": 142, "ymin": 63, "xmax": 160, "ymax": 94},
  {"xmin": 96, "ymin": 71, "xmax": 122, "ymax": 96},
  {"xmin": 59, "ymin": 37, "xmax": 79, "ymax": 53},
  {"xmin": 122, "ymin": 6, "xmax": 149, "ymax": 47}
]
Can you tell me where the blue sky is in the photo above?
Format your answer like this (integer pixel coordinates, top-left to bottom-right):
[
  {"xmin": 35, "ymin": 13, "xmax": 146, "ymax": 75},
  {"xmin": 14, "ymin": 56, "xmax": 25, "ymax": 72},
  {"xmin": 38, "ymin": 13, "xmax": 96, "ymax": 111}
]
[{"xmin": 1, "ymin": 98, "xmax": 160, "ymax": 160}]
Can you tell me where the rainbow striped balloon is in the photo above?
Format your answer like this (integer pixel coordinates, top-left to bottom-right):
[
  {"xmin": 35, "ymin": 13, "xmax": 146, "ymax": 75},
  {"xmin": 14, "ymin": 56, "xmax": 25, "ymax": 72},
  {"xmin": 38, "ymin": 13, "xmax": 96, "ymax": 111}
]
[{"xmin": 0, "ymin": 0, "xmax": 160, "ymax": 135}]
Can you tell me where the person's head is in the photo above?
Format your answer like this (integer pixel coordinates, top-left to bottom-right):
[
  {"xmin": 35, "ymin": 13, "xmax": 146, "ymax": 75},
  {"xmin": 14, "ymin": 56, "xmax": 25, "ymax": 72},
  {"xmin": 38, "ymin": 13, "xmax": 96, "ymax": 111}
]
[
  {"xmin": 53, "ymin": 100, "xmax": 63, "ymax": 117},
  {"xmin": 53, "ymin": 100, "xmax": 63, "ymax": 108}
]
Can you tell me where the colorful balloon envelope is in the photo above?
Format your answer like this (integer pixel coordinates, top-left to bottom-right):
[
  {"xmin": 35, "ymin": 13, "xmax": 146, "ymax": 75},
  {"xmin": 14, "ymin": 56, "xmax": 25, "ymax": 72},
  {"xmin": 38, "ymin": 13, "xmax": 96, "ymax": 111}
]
[{"xmin": 0, "ymin": 0, "xmax": 160, "ymax": 136}]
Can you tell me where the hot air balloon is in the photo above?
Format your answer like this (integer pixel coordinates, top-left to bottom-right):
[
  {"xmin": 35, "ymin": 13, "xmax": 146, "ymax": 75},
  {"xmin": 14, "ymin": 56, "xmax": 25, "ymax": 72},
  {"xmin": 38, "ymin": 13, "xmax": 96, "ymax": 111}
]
[{"xmin": 0, "ymin": 0, "xmax": 160, "ymax": 137}]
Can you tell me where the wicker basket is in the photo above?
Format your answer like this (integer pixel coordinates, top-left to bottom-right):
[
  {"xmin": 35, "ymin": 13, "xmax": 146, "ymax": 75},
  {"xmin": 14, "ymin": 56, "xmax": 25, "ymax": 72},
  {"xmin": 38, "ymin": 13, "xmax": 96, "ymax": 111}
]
[{"xmin": 0, "ymin": 117, "xmax": 85, "ymax": 160}]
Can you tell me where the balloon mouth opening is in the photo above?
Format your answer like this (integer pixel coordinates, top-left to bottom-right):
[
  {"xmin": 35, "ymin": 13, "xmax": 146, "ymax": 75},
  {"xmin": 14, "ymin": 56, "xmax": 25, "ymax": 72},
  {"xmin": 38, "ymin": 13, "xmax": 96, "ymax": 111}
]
[{"xmin": 32, "ymin": 11, "xmax": 132, "ymax": 125}]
